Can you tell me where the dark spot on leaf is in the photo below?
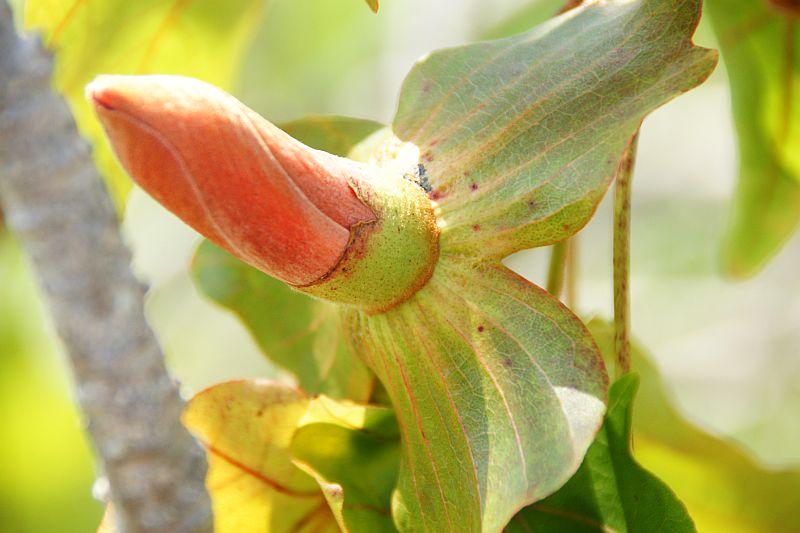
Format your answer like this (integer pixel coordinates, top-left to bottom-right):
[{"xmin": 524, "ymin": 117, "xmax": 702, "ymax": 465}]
[
  {"xmin": 421, "ymin": 81, "xmax": 432, "ymax": 93},
  {"xmin": 429, "ymin": 189, "xmax": 443, "ymax": 201},
  {"xmin": 470, "ymin": 183, "xmax": 479, "ymax": 191},
  {"xmin": 502, "ymin": 358, "xmax": 513, "ymax": 368},
  {"xmin": 472, "ymin": 224, "xmax": 481, "ymax": 232},
  {"xmin": 527, "ymin": 200, "xmax": 536, "ymax": 209},
  {"xmin": 477, "ymin": 325, "xmax": 485, "ymax": 332},
  {"xmin": 255, "ymin": 409, "xmax": 264, "ymax": 417}
]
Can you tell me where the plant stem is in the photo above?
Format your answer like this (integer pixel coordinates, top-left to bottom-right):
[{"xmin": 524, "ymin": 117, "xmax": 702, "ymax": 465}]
[
  {"xmin": 565, "ymin": 236, "xmax": 578, "ymax": 310},
  {"xmin": 613, "ymin": 131, "xmax": 640, "ymax": 378},
  {"xmin": 0, "ymin": 3, "xmax": 211, "ymax": 531},
  {"xmin": 546, "ymin": 240, "xmax": 569, "ymax": 299}
]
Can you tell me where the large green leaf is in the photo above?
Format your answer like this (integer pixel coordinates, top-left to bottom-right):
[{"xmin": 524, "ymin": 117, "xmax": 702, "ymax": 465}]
[
  {"xmin": 393, "ymin": 0, "xmax": 717, "ymax": 260},
  {"xmin": 342, "ymin": 260, "xmax": 608, "ymax": 532},
  {"xmin": 705, "ymin": 0, "xmax": 800, "ymax": 277},
  {"xmin": 291, "ymin": 396, "xmax": 400, "ymax": 532},
  {"xmin": 590, "ymin": 319, "xmax": 800, "ymax": 532},
  {"xmin": 192, "ymin": 240, "xmax": 375, "ymax": 402},
  {"xmin": 507, "ymin": 374, "xmax": 695, "ymax": 533},
  {"xmin": 183, "ymin": 380, "xmax": 398, "ymax": 532},
  {"xmin": 22, "ymin": 0, "xmax": 264, "ymax": 209}
]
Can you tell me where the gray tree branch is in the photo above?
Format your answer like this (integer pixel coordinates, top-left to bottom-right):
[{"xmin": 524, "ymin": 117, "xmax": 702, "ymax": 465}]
[{"xmin": 0, "ymin": 3, "xmax": 211, "ymax": 531}]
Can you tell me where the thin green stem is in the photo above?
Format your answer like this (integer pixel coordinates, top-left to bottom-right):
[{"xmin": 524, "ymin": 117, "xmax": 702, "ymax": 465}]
[
  {"xmin": 613, "ymin": 131, "xmax": 640, "ymax": 378},
  {"xmin": 565, "ymin": 236, "xmax": 578, "ymax": 310},
  {"xmin": 546, "ymin": 240, "xmax": 569, "ymax": 299}
]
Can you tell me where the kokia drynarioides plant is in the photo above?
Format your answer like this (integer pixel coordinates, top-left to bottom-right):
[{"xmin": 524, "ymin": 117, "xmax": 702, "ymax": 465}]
[{"xmin": 87, "ymin": 0, "xmax": 717, "ymax": 531}]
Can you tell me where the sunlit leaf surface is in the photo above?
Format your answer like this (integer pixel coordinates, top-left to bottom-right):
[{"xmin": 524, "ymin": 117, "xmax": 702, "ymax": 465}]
[
  {"xmin": 705, "ymin": 0, "xmax": 800, "ymax": 277},
  {"xmin": 507, "ymin": 374, "xmax": 695, "ymax": 533},
  {"xmin": 590, "ymin": 319, "xmax": 800, "ymax": 532},
  {"xmin": 192, "ymin": 241, "xmax": 375, "ymax": 402},
  {"xmin": 393, "ymin": 0, "xmax": 717, "ymax": 260},
  {"xmin": 23, "ymin": 0, "xmax": 264, "ymax": 209},
  {"xmin": 183, "ymin": 381, "xmax": 337, "ymax": 532},
  {"xmin": 183, "ymin": 381, "xmax": 398, "ymax": 532}
]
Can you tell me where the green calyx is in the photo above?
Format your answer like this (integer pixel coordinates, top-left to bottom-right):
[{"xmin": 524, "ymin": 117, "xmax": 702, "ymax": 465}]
[{"xmin": 297, "ymin": 129, "xmax": 440, "ymax": 314}]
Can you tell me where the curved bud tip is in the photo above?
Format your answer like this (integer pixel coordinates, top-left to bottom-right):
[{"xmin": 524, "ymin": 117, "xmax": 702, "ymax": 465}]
[{"xmin": 86, "ymin": 74, "xmax": 376, "ymax": 286}]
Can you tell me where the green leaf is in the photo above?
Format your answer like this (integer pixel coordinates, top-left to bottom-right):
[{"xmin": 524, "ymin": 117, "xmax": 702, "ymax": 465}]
[
  {"xmin": 393, "ymin": 0, "xmax": 717, "ymax": 260},
  {"xmin": 23, "ymin": 0, "xmax": 264, "ymax": 210},
  {"xmin": 182, "ymin": 381, "xmax": 337, "ymax": 533},
  {"xmin": 589, "ymin": 319, "xmax": 800, "ymax": 532},
  {"xmin": 183, "ymin": 380, "xmax": 398, "ymax": 532},
  {"xmin": 705, "ymin": 0, "xmax": 800, "ymax": 277},
  {"xmin": 291, "ymin": 396, "xmax": 400, "ymax": 532},
  {"xmin": 343, "ymin": 260, "xmax": 607, "ymax": 531},
  {"xmin": 192, "ymin": 240, "xmax": 375, "ymax": 402},
  {"xmin": 507, "ymin": 374, "xmax": 695, "ymax": 533},
  {"xmin": 280, "ymin": 116, "xmax": 384, "ymax": 157}
]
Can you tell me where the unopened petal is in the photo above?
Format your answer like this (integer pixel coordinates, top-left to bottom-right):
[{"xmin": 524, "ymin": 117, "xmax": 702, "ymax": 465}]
[{"xmin": 87, "ymin": 75, "xmax": 376, "ymax": 285}]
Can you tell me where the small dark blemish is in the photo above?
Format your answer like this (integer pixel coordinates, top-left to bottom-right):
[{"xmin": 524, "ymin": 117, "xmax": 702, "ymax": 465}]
[
  {"xmin": 527, "ymin": 200, "xmax": 536, "ymax": 209},
  {"xmin": 472, "ymin": 224, "xmax": 481, "ymax": 232},
  {"xmin": 502, "ymin": 358, "xmax": 513, "ymax": 368},
  {"xmin": 470, "ymin": 183, "xmax": 479, "ymax": 192},
  {"xmin": 477, "ymin": 325, "xmax": 485, "ymax": 333}
]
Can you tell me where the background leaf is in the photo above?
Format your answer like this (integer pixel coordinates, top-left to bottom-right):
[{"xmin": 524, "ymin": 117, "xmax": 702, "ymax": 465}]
[
  {"xmin": 344, "ymin": 260, "xmax": 607, "ymax": 532},
  {"xmin": 480, "ymin": 0, "xmax": 563, "ymax": 40},
  {"xmin": 192, "ymin": 240, "xmax": 375, "ymax": 402},
  {"xmin": 291, "ymin": 397, "xmax": 400, "ymax": 532},
  {"xmin": 507, "ymin": 374, "xmax": 695, "ymax": 533},
  {"xmin": 182, "ymin": 381, "xmax": 336, "ymax": 533},
  {"xmin": 184, "ymin": 381, "xmax": 398, "ymax": 532},
  {"xmin": 280, "ymin": 115, "xmax": 384, "ymax": 157},
  {"xmin": 392, "ymin": 0, "xmax": 717, "ymax": 259},
  {"xmin": 22, "ymin": 0, "xmax": 264, "ymax": 209},
  {"xmin": 590, "ymin": 319, "xmax": 800, "ymax": 532},
  {"xmin": 705, "ymin": 0, "xmax": 800, "ymax": 277}
]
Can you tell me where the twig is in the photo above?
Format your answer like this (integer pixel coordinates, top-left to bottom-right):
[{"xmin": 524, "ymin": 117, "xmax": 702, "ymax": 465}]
[
  {"xmin": 565, "ymin": 236, "xmax": 578, "ymax": 310},
  {"xmin": 612, "ymin": 131, "xmax": 640, "ymax": 378},
  {"xmin": 0, "ymin": 3, "xmax": 211, "ymax": 531},
  {"xmin": 546, "ymin": 240, "xmax": 569, "ymax": 299}
]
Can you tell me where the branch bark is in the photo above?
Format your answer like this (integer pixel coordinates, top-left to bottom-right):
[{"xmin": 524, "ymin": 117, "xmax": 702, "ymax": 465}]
[{"xmin": 0, "ymin": 3, "xmax": 211, "ymax": 531}]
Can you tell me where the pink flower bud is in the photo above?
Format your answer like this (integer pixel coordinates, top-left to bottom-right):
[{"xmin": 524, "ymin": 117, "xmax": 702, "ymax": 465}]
[{"xmin": 87, "ymin": 75, "xmax": 376, "ymax": 286}]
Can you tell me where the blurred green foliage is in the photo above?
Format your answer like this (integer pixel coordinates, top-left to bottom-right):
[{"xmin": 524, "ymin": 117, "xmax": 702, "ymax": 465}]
[
  {"xmin": 0, "ymin": 234, "xmax": 102, "ymax": 532},
  {"xmin": 22, "ymin": 0, "xmax": 264, "ymax": 209},
  {"xmin": 706, "ymin": 0, "xmax": 800, "ymax": 277}
]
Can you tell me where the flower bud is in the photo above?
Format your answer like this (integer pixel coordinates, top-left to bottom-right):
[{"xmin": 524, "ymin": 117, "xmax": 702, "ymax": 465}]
[{"xmin": 86, "ymin": 74, "xmax": 376, "ymax": 286}]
